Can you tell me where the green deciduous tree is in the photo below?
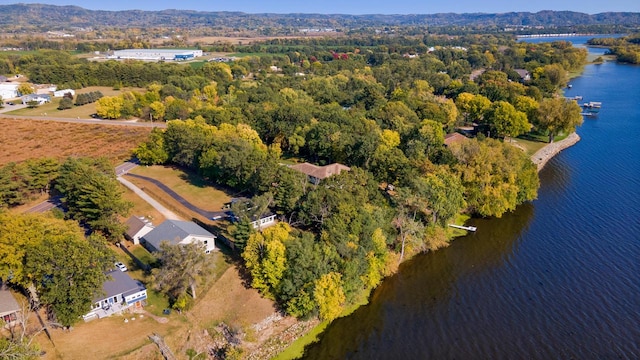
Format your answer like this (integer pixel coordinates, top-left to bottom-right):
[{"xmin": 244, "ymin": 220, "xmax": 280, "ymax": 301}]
[
  {"xmin": 0, "ymin": 213, "xmax": 113, "ymax": 327},
  {"xmin": 153, "ymin": 242, "xmax": 211, "ymax": 301},
  {"xmin": 534, "ymin": 97, "xmax": 583, "ymax": 142},
  {"xmin": 421, "ymin": 169, "xmax": 466, "ymax": 226},
  {"xmin": 449, "ymin": 138, "xmax": 539, "ymax": 217},
  {"xmin": 135, "ymin": 128, "xmax": 169, "ymax": 165},
  {"xmin": 487, "ymin": 101, "xmax": 531, "ymax": 140}
]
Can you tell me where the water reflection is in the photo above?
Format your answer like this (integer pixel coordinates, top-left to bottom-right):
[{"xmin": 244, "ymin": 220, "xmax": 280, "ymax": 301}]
[{"xmin": 303, "ymin": 205, "xmax": 535, "ymax": 359}]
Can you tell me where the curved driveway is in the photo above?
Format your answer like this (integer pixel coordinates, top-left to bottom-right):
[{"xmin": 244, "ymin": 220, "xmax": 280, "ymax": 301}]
[
  {"xmin": 117, "ymin": 176, "xmax": 182, "ymax": 220},
  {"xmin": 125, "ymin": 173, "xmax": 227, "ymax": 220}
]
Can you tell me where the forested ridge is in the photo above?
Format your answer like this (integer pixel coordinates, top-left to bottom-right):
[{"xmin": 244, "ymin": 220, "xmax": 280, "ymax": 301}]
[{"xmin": 0, "ymin": 4, "xmax": 639, "ymax": 33}]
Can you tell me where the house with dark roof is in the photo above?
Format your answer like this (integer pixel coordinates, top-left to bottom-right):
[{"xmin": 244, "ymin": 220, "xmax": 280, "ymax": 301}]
[
  {"xmin": 124, "ymin": 216, "xmax": 154, "ymax": 245},
  {"xmin": 289, "ymin": 162, "xmax": 351, "ymax": 185},
  {"xmin": 444, "ymin": 132, "xmax": 469, "ymax": 146},
  {"xmin": 514, "ymin": 69, "xmax": 531, "ymax": 82},
  {"xmin": 0, "ymin": 284, "xmax": 21, "ymax": 328},
  {"xmin": 83, "ymin": 270, "xmax": 147, "ymax": 321},
  {"xmin": 141, "ymin": 219, "xmax": 216, "ymax": 254}
]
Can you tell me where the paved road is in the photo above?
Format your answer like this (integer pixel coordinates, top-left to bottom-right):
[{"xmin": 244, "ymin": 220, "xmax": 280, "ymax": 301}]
[
  {"xmin": 0, "ymin": 113, "xmax": 167, "ymax": 128},
  {"xmin": 24, "ymin": 196, "xmax": 62, "ymax": 214},
  {"xmin": 125, "ymin": 173, "xmax": 227, "ymax": 220}
]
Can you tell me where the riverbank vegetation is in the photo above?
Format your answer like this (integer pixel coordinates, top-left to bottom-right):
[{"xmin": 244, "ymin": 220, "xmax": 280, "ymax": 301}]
[
  {"xmin": 587, "ymin": 33, "xmax": 640, "ymax": 64},
  {"xmin": 0, "ymin": 30, "xmax": 588, "ymax": 357}
]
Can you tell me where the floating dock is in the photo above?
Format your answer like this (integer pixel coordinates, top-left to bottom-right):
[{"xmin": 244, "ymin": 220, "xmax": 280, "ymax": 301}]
[
  {"xmin": 583, "ymin": 101, "xmax": 602, "ymax": 109},
  {"xmin": 448, "ymin": 224, "xmax": 477, "ymax": 232}
]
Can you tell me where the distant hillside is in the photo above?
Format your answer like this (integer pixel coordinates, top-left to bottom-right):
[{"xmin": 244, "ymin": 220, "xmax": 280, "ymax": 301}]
[{"xmin": 1, "ymin": 4, "xmax": 640, "ymax": 30}]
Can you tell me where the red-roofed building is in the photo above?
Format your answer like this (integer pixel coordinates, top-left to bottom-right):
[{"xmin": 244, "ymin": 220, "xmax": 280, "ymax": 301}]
[{"xmin": 444, "ymin": 132, "xmax": 469, "ymax": 146}]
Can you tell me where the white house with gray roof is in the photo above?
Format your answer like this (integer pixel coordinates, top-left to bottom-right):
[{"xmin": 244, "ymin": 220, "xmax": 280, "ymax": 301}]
[
  {"xmin": 83, "ymin": 270, "xmax": 147, "ymax": 321},
  {"xmin": 141, "ymin": 219, "xmax": 216, "ymax": 254},
  {"xmin": 0, "ymin": 285, "xmax": 21, "ymax": 328}
]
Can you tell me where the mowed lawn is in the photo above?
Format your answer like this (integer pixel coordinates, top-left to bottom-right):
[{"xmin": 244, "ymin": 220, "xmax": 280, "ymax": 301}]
[
  {"xmin": 5, "ymin": 86, "xmax": 146, "ymax": 119},
  {"xmin": 128, "ymin": 165, "xmax": 233, "ymax": 211},
  {"xmin": 120, "ymin": 185, "xmax": 166, "ymax": 225}
]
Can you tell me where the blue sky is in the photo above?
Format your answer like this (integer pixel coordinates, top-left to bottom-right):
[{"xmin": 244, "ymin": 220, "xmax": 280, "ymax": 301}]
[{"xmin": 1, "ymin": 1, "xmax": 638, "ymax": 14}]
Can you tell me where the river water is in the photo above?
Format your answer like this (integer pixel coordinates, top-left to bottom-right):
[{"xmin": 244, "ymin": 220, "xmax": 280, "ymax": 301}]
[{"xmin": 302, "ymin": 39, "xmax": 640, "ymax": 359}]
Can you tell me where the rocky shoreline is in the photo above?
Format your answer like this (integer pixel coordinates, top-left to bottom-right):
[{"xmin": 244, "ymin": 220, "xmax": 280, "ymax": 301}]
[{"xmin": 531, "ymin": 132, "xmax": 581, "ymax": 172}]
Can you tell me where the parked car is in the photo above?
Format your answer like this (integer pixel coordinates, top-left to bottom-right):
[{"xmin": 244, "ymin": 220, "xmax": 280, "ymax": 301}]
[
  {"xmin": 115, "ymin": 262, "xmax": 128, "ymax": 272},
  {"xmin": 7, "ymin": 102, "xmax": 13, "ymax": 105}
]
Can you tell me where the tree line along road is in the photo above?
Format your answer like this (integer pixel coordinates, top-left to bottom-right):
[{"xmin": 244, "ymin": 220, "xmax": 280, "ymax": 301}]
[{"xmin": 0, "ymin": 113, "xmax": 167, "ymax": 128}]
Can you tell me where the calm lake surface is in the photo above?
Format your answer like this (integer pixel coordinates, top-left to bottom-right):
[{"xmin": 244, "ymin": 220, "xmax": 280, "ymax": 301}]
[{"xmin": 302, "ymin": 39, "xmax": 640, "ymax": 359}]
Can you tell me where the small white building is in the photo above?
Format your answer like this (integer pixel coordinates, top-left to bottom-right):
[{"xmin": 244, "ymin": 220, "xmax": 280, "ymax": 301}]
[
  {"xmin": 53, "ymin": 89, "xmax": 75, "ymax": 97},
  {"xmin": 250, "ymin": 212, "xmax": 277, "ymax": 230},
  {"xmin": 0, "ymin": 83, "xmax": 19, "ymax": 100},
  {"xmin": 124, "ymin": 216, "xmax": 154, "ymax": 245}
]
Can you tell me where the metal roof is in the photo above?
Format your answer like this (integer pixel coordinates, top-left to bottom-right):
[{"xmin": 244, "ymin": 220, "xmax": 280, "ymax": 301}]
[
  {"xmin": 141, "ymin": 219, "xmax": 215, "ymax": 251},
  {"xmin": 98, "ymin": 270, "xmax": 145, "ymax": 301},
  {"xmin": 0, "ymin": 287, "xmax": 20, "ymax": 316}
]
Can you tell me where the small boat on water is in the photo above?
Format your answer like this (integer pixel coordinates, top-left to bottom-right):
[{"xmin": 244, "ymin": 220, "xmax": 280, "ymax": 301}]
[
  {"xmin": 566, "ymin": 95, "xmax": 583, "ymax": 101},
  {"xmin": 581, "ymin": 112, "xmax": 598, "ymax": 117}
]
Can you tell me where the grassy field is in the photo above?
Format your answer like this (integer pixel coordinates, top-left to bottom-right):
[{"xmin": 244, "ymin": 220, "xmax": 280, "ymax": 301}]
[
  {"xmin": 121, "ymin": 185, "xmax": 166, "ymax": 224},
  {"xmin": 129, "ymin": 165, "xmax": 234, "ymax": 211},
  {"xmin": 5, "ymin": 86, "xmax": 147, "ymax": 119},
  {"xmin": 0, "ymin": 118, "xmax": 151, "ymax": 166}
]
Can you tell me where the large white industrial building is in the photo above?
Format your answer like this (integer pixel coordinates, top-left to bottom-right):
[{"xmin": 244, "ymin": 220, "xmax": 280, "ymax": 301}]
[
  {"xmin": 0, "ymin": 83, "xmax": 19, "ymax": 100},
  {"xmin": 109, "ymin": 49, "xmax": 203, "ymax": 61}
]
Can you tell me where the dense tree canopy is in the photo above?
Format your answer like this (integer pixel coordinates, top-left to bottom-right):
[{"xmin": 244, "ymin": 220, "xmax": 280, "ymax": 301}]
[
  {"xmin": 55, "ymin": 157, "xmax": 132, "ymax": 241},
  {"xmin": 0, "ymin": 213, "xmax": 113, "ymax": 327}
]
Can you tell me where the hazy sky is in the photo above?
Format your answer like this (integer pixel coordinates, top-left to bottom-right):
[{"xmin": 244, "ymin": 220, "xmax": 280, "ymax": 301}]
[{"xmin": 1, "ymin": 0, "xmax": 638, "ymax": 14}]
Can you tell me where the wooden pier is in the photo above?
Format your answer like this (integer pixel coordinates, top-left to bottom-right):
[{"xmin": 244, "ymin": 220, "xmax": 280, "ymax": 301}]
[{"xmin": 448, "ymin": 224, "xmax": 477, "ymax": 232}]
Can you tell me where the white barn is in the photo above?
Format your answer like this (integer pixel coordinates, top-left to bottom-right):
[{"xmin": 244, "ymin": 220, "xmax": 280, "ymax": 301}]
[{"xmin": 53, "ymin": 89, "xmax": 75, "ymax": 97}]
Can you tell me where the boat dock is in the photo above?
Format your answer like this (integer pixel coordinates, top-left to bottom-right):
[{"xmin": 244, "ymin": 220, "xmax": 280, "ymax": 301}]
[
  {"xmin": 582, "ymin": 101, "xmax": 602, "ymax": 109},
  {"xmin": 449, "ymin": 224, "xmax": 477, "ymax": 232}
]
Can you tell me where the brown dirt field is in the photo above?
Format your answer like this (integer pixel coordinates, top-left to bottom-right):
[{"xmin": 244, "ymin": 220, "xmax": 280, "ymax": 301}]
[{"xmin": 0, "ymin": 118, "xmax": 151, "ymax": 166}]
